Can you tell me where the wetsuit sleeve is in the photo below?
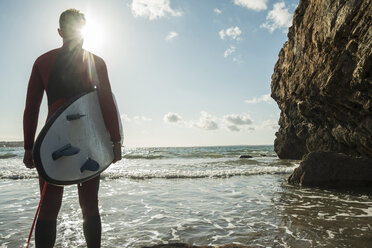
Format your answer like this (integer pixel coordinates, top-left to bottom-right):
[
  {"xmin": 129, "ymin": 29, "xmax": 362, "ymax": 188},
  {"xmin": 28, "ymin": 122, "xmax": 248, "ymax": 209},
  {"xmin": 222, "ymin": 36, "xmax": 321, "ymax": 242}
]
[
  {"xmin": 96, "ymin": 59, "xmax": 121, "ymax": 143},
  {"xmin": 23, "ymin": 59, "xmax": 44, "ymax": 150}
]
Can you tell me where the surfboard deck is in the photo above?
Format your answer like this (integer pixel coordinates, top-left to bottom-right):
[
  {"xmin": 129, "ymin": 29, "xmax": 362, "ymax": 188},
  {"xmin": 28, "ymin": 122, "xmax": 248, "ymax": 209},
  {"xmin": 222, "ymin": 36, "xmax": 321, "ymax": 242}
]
[{"xmin": 33, "ymin": 89, "xmax": 123, "ymax": 185}]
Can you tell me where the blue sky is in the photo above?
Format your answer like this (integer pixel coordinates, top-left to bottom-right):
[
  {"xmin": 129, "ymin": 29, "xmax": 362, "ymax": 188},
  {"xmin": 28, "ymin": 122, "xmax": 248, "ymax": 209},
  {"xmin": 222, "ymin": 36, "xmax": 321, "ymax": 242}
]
[{"xmin": 0, "ymin": 0, "xmax": 298, "ymax": 147}]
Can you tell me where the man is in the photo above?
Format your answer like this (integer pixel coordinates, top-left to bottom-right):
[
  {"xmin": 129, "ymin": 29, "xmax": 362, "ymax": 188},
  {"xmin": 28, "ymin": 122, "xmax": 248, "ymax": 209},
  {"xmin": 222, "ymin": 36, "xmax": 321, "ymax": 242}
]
[{"xmin": 23, "ymin": 9, "xmax": 122, "ymax": 248}]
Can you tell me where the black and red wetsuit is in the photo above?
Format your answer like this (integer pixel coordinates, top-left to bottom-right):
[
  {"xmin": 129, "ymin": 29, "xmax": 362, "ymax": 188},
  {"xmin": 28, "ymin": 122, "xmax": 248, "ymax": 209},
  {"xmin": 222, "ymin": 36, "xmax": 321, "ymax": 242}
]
[{"xmin": 23, "ymin": 43, "xmax": 120, "ymax": 247}]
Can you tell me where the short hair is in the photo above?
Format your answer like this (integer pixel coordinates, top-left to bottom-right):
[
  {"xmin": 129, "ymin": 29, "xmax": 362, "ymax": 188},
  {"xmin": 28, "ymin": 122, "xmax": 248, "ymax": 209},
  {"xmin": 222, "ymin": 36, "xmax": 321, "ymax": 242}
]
[{"xmin": 59, "ymin": 9, "xmax": 86, "ymax": 33}]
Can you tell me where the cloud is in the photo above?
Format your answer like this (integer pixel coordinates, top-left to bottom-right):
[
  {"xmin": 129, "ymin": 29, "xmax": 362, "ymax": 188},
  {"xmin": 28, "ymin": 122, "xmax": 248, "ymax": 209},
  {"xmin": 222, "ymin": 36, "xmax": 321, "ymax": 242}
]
[
  {"xmin": 193, "ymin": 111, "xmax": 218, "ymax": 130},
  {"xmin": 133, "ymin": 116, "xmax": 152, "ymax": 121},
  {"xmin": 233, "ymin": 0, "xmax": 268, "ymax": 11},
  {"xmin": 224, "ymin": 45, "xmax": 236, "ymax": 58},
  {"xmin": 121, "ymin": 114, "xmax": 132, "ymax": 122},
  {"xmin": 163, "ymin": 112, "xmax": 183, "ymax": 123},
  {"xmin": 164, "ymin": 111, "xmax": 218, "ymax": 130},
  {"xmin": 260, "ymin": 2, "xmax": 293, "ymax": 33},
  {"xmin": 245, "ymin": 94, "xmax": 274, "ymax": 104},
  {"xmin": 223, "ymin": 114, "xmax": 253, "ymax": 125},
  {"xmin": 223, "ymin": 114, "xmax": 253, "ymax": 132},
  {"xmin": 255, "ymin": 119, "xmax": 279, "ymax": 130},
  {"xmin": 162, "ymin": 111, "xmax": 262, "ymax": 133},
  {"xmin": 130, "ymin": 0, "xmax": 182, "ymax": 20},
  {"xmin": 227, "ymin": 125, "xmax": 240, "ymax": 132},
  {"xmin": 261, "ymin": 119, "xmax": 279, "ymax": 130},
  {"xmin": 214, "ymin": 8, "xmax": 222, "ymax": 15},
  {"xmin": 121, "ymin": 114, "xmax": 152, "ymax": 122},
  {"xmin": 232, "ymin": 55, "xmax": 243, "ymax": 63},
  {"xmin": 219, "ymin": 26, "xmax": 242, "ymax": 40},
  {"xmin": 165, "ymin": 31, "xmax": 178, "ymax": 41}
]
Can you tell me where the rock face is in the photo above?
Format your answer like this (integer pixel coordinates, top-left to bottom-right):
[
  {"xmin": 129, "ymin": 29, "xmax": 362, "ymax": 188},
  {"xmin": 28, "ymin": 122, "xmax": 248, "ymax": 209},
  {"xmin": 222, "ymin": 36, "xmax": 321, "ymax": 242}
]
[
  {"xmin": 271, "ymin": 0, "xmax": 372, "ymax": 159},
  {"xmin": 288, "ymin": 151, "xmax": 372, "ymax": 187}
]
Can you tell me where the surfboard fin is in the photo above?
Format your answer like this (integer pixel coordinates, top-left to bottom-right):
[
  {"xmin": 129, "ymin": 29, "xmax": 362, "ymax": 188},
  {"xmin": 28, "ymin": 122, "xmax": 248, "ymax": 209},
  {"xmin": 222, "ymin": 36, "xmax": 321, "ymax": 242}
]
[
  {"xmin": 52, "ymin": 144, "xmax": 80, "ymax": 160},
  {"xmin": 80, "ymin": 158, "xmax": 100, "ymax": 173},
  {"xmin": 66, "ymin": 114, "xmax": 86, "ymax": 121}
]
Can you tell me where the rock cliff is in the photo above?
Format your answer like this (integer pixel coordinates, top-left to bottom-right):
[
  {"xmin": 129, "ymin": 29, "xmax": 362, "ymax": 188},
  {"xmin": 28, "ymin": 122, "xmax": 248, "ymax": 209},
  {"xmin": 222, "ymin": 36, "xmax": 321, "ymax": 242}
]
[{"xmin": 271, "ymin": 0, "xmax": 372, "ymax": 159}]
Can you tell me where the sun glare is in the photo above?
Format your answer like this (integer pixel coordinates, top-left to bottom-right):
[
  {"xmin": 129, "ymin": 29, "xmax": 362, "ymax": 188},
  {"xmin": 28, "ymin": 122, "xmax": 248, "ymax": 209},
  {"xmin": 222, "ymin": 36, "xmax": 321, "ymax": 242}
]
[{"xmin": 81, "ymin": 15, "xmax": 105, "ymax": 52}]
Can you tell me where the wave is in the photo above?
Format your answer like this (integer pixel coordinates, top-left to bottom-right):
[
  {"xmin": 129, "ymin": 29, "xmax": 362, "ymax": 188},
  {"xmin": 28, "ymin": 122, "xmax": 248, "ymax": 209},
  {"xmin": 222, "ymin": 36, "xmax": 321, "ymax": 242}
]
[
  {"xmin": 101, "ymin": 167, "xmax": 296, "ymax": 180},
  {"xmin": 122, "ymin": 153, "xmax": 275, "ymax": 160},
  {"xmin": 123, "ymin": 154, "xmax": 166, "ymax": 160},
  {"xmin": 0, "ymin": 166, "xmax": 297, "ymax": 181},
  {"xmin": 0, "ymin": 174, "xmax": 38, "ymax": 180},
  {"xmin": 0, "ymin": 170, "xmax": 38, "ymax": 179},
  {"xmin": 179, "ymin": 154, "xmax": 225, "ymax": 159},
  {"xmin": 0, "ymin": 153, "xmax": 18, "ymax": 159},
  {"xmin": 123, "ymin": 153, "xmax": 225, "ymax": 160}
]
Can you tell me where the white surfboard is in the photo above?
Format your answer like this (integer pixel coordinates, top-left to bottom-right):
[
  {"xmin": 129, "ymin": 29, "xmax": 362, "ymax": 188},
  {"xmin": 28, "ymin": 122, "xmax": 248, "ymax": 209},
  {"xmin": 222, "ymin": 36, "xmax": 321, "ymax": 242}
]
[{"xmin": 33, "ymin": 90, "xmax": 123, "ymax": 185}]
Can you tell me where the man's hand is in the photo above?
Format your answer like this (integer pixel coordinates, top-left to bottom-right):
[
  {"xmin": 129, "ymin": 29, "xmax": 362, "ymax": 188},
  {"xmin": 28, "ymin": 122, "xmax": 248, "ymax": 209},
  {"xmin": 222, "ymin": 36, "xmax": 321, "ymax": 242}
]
[
  {"xmin": 23, "ymin": 149, "xmax": 35, "ymax": 169},
  {"xmin": 112, "ymin": 142, "xmax": 122, "ymax": 163}
]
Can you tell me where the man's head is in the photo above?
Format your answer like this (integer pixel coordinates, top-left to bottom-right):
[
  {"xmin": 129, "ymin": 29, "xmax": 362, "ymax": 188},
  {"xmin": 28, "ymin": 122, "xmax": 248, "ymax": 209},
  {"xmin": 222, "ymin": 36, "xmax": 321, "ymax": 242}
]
[{"xmin": 58, "ymin": 9, "xmax": 86, "ymax": 43}]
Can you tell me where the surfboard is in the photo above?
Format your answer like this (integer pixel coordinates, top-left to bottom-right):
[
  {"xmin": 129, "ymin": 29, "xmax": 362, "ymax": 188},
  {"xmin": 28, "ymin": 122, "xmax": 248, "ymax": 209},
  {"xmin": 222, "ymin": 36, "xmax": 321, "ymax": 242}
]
[{"xmin": 33, "ymin": 89, "xmax": 123, "ymax": 185}]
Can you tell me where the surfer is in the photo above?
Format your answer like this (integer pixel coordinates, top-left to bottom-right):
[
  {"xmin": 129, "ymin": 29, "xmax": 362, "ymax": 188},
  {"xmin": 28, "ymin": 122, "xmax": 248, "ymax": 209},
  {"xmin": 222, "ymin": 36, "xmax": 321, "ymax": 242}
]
[{"xmin": 23, "ymin": 9, "xmax": 122, "ymax": 248}]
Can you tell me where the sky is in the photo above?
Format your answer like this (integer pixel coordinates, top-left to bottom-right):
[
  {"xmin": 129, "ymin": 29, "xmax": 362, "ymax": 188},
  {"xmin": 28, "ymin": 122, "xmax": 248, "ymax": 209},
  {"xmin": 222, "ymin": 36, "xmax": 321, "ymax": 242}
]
[{"xmin": 0, "ymin": 0, "xmax": 299, "ymax": 147}]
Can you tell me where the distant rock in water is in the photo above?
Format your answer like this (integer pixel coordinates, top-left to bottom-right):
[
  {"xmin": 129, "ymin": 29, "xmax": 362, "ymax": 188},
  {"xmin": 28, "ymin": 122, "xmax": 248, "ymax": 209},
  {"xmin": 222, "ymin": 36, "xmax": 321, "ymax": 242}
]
[
  {"xmin": 239, "ymin": 155, "xmax": 252, "ymax": 159},
  {"xmin": 271, "ymin": 0, "xmax": 372, "ymax": 159},
  {"xmin": 288, "ymin": 151, "xmax": 372, "ymax": 187}
]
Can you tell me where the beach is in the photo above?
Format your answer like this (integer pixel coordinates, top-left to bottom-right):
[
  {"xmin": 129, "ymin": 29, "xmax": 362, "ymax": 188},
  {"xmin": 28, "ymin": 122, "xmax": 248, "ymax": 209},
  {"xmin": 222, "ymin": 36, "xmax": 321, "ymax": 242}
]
[{"xmin": 1, "ymin": 145, "xmax": 372, "ymax": 247}]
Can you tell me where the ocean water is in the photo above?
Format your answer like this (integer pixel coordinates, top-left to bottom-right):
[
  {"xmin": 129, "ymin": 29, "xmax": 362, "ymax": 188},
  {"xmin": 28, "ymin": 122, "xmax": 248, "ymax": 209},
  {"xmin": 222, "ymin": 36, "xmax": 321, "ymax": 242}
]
[{"xmin": 1, "ymin": 145, "xmax": 372, "ymax": 248}]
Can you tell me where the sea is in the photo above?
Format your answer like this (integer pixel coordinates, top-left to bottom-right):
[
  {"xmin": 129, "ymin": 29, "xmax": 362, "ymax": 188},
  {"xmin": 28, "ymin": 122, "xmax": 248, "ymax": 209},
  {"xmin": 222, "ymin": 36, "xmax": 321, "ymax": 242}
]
[{"xmin": 1, "ymin": 145, "xmax": 372, "ymax": 248}]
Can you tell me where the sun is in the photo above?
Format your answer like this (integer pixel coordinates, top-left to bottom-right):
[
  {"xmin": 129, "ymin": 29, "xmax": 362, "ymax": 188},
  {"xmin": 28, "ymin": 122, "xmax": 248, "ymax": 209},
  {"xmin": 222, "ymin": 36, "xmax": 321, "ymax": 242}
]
[{"xmin": 80, "ymin": 16, "xmax": 105, "ymax": 52}]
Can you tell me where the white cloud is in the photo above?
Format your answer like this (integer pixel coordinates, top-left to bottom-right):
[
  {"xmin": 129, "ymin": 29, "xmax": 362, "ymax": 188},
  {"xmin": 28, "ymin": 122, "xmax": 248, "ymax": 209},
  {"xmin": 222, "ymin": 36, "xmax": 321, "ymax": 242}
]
[
  {"xmin": 233, "ymin": 0, "xmax": 268, "ymax": 11},
  {"xmin": 121, "ymin": 114, "xmax": 132, "ymax": 122},
  {"xmin": 193, "ymin": 111, "xmax": 218, "ymax": 130},
  {"xmin": 223, "ymin": 114, "xmax": 253, "ymax": 132},
  {"xmin": 164, "ymin": 111, "xmax": 218, "ymax": 130},
  {"xmin": 214, "ymin": 8, "xmax": 222, "ymax": 15},
  {"xmin": 227, "ymin": 125, "xmax": 240, "ymax": 132},
  {"xmin": 165, "ymin": 31, "xmax": 178, "ymax": 41},
  {"xmin": 133, "ymin": 116, "xmax": 152, "ymax": 121},
  {"xmin": 245, "ymin": 94, "xmax": 274, "ymax": 104},
  {"xmin": 261, "ymin": 119, "xmax": 279, "ymax": 130},
  {"xmin": 130, "ymin": 0, "xmax": 182, "ymax": 20},
  {"xmin": 223, "ymin": 114, "xmax": 253, "ymax": 125},
  {"xmin": 232, "ymin": 55, "xmax": 243, "ymax": 63},
  {"xmin": 163, "ymin": 112, "xmax": 183, "ymax": 123},
  {"xmin": 163, "ymin": 111, "xmax": 270, "ymax": 133},
  {"xmin": 219, "ymin": 30, "xmax": 224, "ymax": 39},
  {"xmin": 121, "ymin": 114, "xmax": 152, "ymax": 122},
  {"xmin": 224, "ymin": 45, "xmax": 236, "ymax": 58},
  {"xmin": 219, "ymin": 26, "xmax": 242, "ymax": 40},
  {"xmin": 255, "ymin": 119, "xmax": 279, "ymax": 130},
  {"xmin": 260, "ymin": 2, "xmax": 293, "ymax": 33}
]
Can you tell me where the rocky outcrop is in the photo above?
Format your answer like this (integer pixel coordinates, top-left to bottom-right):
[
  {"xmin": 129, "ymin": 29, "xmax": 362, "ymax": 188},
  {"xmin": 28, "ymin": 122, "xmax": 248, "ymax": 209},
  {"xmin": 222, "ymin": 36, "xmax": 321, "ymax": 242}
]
[
  {"xmin": 288, "ymin": 151, "xmax": 372, "ymax": 187},
  {"xmin": 271, "ymin": 0, "xmax": 372, "ymax": 159}
]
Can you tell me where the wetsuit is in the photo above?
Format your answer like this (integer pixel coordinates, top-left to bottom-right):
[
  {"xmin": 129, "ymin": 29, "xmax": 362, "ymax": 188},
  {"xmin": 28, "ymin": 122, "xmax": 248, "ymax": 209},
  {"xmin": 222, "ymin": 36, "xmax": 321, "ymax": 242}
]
[{"xmin": 23, "ymin": 42, "xmax": 121, "ymax": 248}]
